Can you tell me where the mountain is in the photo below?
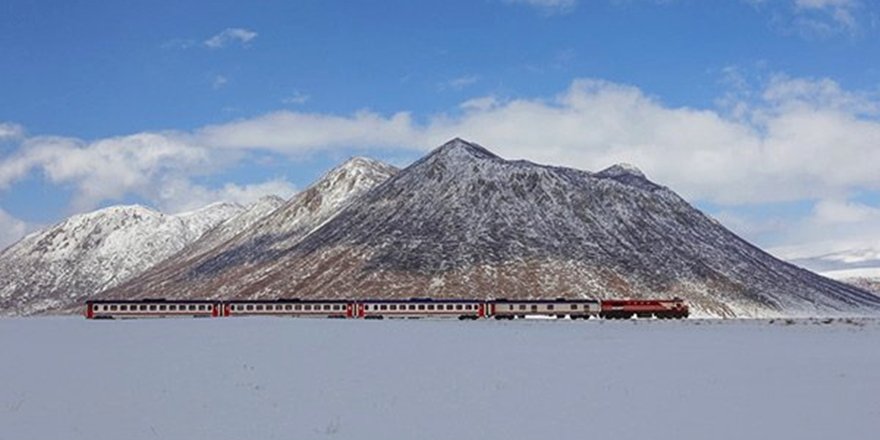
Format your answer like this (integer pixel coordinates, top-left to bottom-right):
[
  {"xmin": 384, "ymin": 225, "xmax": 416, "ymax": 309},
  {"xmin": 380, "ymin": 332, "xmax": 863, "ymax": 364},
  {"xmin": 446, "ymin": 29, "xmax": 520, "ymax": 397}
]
[
  {"xmin": 105, "ymin": 157, "xmax": 399, "ymax": 300},
  {"xmin": 109, "ymin": 139, "xmax": 880, "ymax": 318},
  {"xmin": 820, "ymin": 267, "xmax": 880, "ymax": 296},
  {"xmin": 0, "ymin": 202, "xmax": 245, "ymax": 315}
]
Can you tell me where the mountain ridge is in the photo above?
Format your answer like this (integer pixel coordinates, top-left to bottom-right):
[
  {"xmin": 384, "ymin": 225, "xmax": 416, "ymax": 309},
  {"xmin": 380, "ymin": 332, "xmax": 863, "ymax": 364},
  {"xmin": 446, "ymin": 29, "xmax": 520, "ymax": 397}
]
[{"xmin": 106, "ymin": 138, "xmax": 880, "ymax": 318}]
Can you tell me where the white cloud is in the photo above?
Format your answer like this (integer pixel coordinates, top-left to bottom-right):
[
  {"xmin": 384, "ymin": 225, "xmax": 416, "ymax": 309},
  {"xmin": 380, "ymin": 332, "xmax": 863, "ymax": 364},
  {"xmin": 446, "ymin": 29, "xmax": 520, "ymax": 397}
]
[
  {"xmin": 460, "ymin": 96, "xmax": 501, "ymax": 112},
  {"xmin": 195, "ymin": 110, "xmax": 420, "ymax": 152},
  {"xmin": 0, "ymin": 133, "xmax": 220, "ymax": 212},
  {"xmin": 3, "ymin": 74, "xmax": 880, "ymax": 256},
  {"xmin": 282, "ymin": 91, "xmax": 310, "ymax": 105},
  {"xmin": 746, "ymin": 0, "xmax": 865, "ymax": 38},
  {"xmin": 812, "ymin": 199, "xmax": 880, "ymax": 225},
  {"xmin": 164, "ymin": 76, "xmax": 880, "ymax": 206},
  {"xmin": 503, "ymin": 0, "xmax": 577, "ymax": 14},
  {"xmin": 204, "ymin": 28, "xmax": 258, "ymax": 49},
  {"xmin": 0, "ymin": 208, "xmax": 31, "ymax": 250},
  {"xmin": 766, "ymin": 198, "xmax": 880, "ymax": 265},
  {"xmin": 155, "ymin": 178, "xmax": 296, "ymax": 214},
  {"xmin": 212, "ymin": 75, "xmax": 229, "ymax": 90},
  {"xmin": 0, "ymin": 122, "xmax": 24, "ymax": 142},
  {"xmin": 445, "ymin": 75, "xmax": 480, "ymax": 91},
  {"xmin": 5, "ymin": 76, "xmax": 880, "ymax": 209}
]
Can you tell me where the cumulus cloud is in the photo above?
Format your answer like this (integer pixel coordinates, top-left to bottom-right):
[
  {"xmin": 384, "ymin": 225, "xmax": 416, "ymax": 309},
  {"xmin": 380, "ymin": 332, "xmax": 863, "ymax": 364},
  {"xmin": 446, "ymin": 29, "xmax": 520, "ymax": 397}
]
[
  {"xmin": 93, "ymin": 75, "xmax": 880, "ymax": 208},
  {"xmin": 0, "ymin": 208, "xmax": 31, "ymax": 250},
  {"xmin": 2, "ymin": 74, "xmax": 880, "ymax": 258},
  {"xmin": 154, "ymin": 178, "xmax": 297, "ymax": 214},
  {"xmin": 0, "ymin": 133, "xmax": 219, "ymax": 211},
  {"xmin": 204, "ymin": 28, "xmax": 258, "ymax": 49},
  {"xmin": 5, "ymin": 75, "xmax": 879, "ymax": 208},
  {"xmin": 195, "ymin": 110, "xmax": 420, "ymax": 152},
  {"xmin": 766, "ymin": 198, "xmax": 880, "ymax": 266},
  {"xmin": 0, "ymin": 122, "xmax": 25, "ymax": 142}
]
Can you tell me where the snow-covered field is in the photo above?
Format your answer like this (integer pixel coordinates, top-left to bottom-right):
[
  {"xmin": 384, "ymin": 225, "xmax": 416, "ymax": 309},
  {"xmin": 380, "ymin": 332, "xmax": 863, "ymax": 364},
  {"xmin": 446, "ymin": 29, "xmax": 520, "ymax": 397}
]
[{"xmin": 1, "ymin": 317, "xmax": 878, "ymax": 440}]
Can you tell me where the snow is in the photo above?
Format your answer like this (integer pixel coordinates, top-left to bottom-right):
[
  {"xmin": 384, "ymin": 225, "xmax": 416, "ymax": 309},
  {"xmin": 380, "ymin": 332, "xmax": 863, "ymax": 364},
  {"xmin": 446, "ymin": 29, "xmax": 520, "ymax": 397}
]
[
  {"xmin": 821, "ymin": 267, "xmax": 880, "ymax": 280},
  {"xmin": 0, "ymin": 202, "xmax": 246, "ymax": 315},
  {"xmin": 1, "ymin": 317, "xmax": 878, "ymax": 440}
]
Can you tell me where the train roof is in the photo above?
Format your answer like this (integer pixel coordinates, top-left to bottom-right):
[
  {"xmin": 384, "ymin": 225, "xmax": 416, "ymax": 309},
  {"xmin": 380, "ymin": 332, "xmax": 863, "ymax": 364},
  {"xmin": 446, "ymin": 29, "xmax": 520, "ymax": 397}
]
[
  {"xmin": 360, "ymin": 298, "xmax": 483, "ymax": 303},
  {"xmin": 490, "ymin": 298, "xmax": 599, "ymax": 303},
  {"xmin": 85, "ymin": 299, "xmax": 218, "ymax": 304},
  {"xmin": 223, "ymin": 299, "xmax": 350, "ymax": 304}
]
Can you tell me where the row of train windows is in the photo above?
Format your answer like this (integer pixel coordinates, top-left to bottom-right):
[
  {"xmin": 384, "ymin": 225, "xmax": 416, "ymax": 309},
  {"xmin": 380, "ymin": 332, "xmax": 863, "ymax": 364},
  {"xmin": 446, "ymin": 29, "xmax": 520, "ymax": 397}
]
[
  {"xmin": 505, "ymin": 304, "xmax": 584, "ymax": 311},
  {"xmin": 96, "ymin": 304, "xmax": 210, "ymax": 312},
  {"xmin": 365, "ymin": 304, "xmax": 475, "ymax": 311},
  {"xmin": 233, "ymin": 304, "xmax": 344, "ymax": 312}
]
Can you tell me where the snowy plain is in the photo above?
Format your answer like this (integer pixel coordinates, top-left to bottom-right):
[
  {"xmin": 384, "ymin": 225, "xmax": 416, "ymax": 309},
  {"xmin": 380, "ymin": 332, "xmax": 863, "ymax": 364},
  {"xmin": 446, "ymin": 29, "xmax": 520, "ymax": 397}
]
[{"xmin": 1, "ymin": 317, "xmax": 878, "ymax": 440}]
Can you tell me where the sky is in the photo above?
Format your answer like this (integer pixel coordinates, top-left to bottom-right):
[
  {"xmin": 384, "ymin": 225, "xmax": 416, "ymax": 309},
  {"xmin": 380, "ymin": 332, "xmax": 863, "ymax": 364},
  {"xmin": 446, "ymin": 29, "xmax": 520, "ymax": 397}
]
[{"xmin": 1, "ymin": 0, "xmax": 880, "ymax": 270}]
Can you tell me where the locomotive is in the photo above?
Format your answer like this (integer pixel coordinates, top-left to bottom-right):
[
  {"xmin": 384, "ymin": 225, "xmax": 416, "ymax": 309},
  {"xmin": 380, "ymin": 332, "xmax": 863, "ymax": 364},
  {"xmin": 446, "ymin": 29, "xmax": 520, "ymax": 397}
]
[{"xmin": 85, "ymin": 297, "xmax": 689, "ymax": 320}]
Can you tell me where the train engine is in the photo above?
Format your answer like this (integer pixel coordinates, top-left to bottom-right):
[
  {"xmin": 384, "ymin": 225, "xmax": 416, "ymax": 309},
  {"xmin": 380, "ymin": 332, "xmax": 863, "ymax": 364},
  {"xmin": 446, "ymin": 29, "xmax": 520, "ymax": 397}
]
[{"xmin": 599, "ymin": 298, "xmax": 689, "ymax": 319}]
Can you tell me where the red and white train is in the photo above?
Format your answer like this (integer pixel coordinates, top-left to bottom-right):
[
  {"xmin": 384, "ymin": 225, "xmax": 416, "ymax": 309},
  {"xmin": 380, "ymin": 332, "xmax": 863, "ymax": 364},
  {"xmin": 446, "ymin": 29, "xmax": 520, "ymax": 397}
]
[{"xmin": 85, "ymin": 297, "xmax": 689, "ymax": 320}]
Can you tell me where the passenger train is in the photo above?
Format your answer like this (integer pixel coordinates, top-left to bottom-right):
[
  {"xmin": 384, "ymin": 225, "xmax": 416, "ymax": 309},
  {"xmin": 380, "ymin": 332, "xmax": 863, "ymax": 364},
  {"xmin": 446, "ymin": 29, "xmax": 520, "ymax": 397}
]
[{"xmin": 85, "ymin": 297, "xmax": 689, "ymax": 320}]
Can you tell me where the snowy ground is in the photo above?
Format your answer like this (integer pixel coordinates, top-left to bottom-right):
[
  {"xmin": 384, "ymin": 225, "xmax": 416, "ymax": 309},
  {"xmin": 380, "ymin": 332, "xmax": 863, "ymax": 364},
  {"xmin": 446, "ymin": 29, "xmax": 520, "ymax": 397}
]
[{"xmin": 1, "ymin": 317, "xmax": 878, "ymax": 440}]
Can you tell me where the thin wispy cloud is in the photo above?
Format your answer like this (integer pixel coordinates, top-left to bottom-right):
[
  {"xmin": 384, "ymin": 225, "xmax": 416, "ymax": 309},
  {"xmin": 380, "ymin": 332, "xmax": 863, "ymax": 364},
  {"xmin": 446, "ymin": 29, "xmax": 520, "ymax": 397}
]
[
  {"xmin": 746, "ymin": 0, "xmax": 864, "ymax": 38},
  {"xmin": 211, "ymin": 75, "xmax": 229, "ymax": 90},
  {"xmin": 444, "ymin": 75, "xmax": 480, "ymax": 91},
  {"xmin": 503, "ymin": 0, "xmax": 577, "ymax": 14},
  {"xmin": 204, "ymin": 27, "xmax": 258, "ymax": 49},
  {"xmin": 281, "ymin": 91, "xmax": 310, "ymax": 105}
]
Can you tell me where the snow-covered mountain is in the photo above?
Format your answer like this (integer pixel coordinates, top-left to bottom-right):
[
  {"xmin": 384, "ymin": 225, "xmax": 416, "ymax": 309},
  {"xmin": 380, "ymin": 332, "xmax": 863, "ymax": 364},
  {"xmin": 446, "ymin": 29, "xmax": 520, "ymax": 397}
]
[
  {"xmin": 105, "ymin": 157, "xmax": 398, "ymax": 300},
  {"xmin": 820, "ymin": 267, "xmax": 880, "ymax": 296},
  {"xmin": 0, "ymin": 202, "xmax": 245, "ymax": 315},
  {"xmin": 111, "ymin": 139, "xmax": 880, "ymax": 317}
]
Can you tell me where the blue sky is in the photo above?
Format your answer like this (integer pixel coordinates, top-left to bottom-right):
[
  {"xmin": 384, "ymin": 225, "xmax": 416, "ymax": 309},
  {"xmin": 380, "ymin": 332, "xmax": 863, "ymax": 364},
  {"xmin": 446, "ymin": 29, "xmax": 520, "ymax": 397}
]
[{"xmin": 2, "ymin": 0, "xmax": 880, "ymax": 268}]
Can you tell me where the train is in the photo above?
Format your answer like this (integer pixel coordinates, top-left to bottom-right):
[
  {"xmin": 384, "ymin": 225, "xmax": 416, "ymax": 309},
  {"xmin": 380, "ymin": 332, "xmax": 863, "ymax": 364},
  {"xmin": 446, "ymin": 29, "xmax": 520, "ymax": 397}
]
[{"xmin": 84, "ymin": 297, "xmax": 689, "ymax": 320}]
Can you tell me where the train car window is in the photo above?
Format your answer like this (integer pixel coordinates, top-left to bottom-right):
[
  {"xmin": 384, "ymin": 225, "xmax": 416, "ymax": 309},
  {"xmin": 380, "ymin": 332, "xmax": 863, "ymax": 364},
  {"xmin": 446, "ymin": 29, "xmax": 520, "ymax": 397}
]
[
  {"xmin": 109, "ymin": 305, "xmax": 117, "ymax": 311},
  {"xmin": 159, "ymin": 305, "xmax": 167, "ymax": 311},
  {"xmin": 377, "ymin": 305, "xmax": 385, "ymax": 311},
  {"xmin": 285, "ymin": 305, "xmax": 293, "ymax": 311},
  {"xmin": 387, "ymin": 304, "xmax": 395, "ymax": 310},
  {"xmin": 294, "ymin": 305, "xmax": 302, "ymax": 311},
  {"xmin": 304, "ymin": 305, "xmax": 312, "ymax": 311},
  {"xmin": 332, "ymin": 305, "xmax": 339, "ymax": 311},
  {"xmin": 417, "ymin": 305, "xmax": 425, "ymax": 310},
  {"xmin": 167, "ymin": 305, "xmax": 175, "ymax": 311},
  {"xmin": 255, "ymin": 305, "xmax": 264, "ymax": 311},
  {"xmin": 245, "ymin": 305, "xmax": 253, "ymax": 311},
  {"xmin": 519, "ymin": 304, "xmax": 526, "ymax": 310},
  {"xmin": 426, "ymin": 305, "xmax": 434, "ymax": 310},
  {"xmin": 323, "ymin": 305, "xmax": 331, "ymax": 311},
  {"xmin": 187, "ymin": 305, "xmax": 194, "ymax": 311},
  {"xmin": 120, "ymin": 305, "xmax": 129, "ymax": 311},
  {"xmin": 571, "ymin": 304, "xmax": 578, "ymax": 310},
  {"xmin": 455, "ymin": 304, "xmax": 462, "ymax": 310},
  {"xmin": 547, "ymin": 304, "xmax": 554, "ymax": 310}
]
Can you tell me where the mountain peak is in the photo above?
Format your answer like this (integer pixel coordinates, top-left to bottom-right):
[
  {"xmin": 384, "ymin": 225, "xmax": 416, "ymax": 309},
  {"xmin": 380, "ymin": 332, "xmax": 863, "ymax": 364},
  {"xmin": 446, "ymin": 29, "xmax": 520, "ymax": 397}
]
[
  {"xmin": 597, "ymin": 163, "xmax": 646, "ymax": 179},
  {"xmin": 431, "ymin": 138, "xmax": 500, "ymax": 161}
]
